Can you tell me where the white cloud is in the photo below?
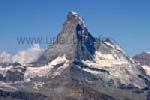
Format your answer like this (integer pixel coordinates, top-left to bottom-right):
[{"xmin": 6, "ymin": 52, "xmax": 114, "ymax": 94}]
[
  {"xmin": 0, "ymin": 51, "xmax": 13, "ymax": 63},
  {"xmin": 0, "ymin": 44, "xmax": 44, "ymax": 65}
]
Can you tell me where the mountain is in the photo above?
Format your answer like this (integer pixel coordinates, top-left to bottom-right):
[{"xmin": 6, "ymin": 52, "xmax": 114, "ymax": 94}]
[
  {"xmin": 133, "ymin": 52, "xmax": 150, "ymax": 66},
  {"xmin": 0, "ymin": 11, "xmax": 150, "ymax": 100},
  {"xmin": 133, "ymin": 52, "xmax": 150, "ymax": 76}
]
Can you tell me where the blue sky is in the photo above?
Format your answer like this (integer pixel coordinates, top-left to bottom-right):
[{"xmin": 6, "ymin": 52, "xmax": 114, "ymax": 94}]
[{"xmin": 0, "ymin": 0, "xmax": 150, "ymax": 56}]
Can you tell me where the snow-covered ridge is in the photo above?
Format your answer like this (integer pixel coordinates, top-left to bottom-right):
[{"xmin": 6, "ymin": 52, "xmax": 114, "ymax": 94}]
[
  {"xmin": 104, "ymin": 40, "xmax": 123, "ymax": 52},
  {"xmin": 0, "ymin": 44, "xmax": 44, "ymax": 65},
  {"xmin": 81, "ymin": 58, "xmax": 145, "ymax": 88},
  {"xmin": 24, "ymin": 55, "xmax": 69, "ymax": 81},
  {"xmin": 0, "ymin": 55, "xmax": 69, "ymax": 82}
]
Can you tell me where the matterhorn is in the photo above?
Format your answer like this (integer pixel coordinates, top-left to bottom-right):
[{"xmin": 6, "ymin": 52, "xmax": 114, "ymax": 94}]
[{"xmin": 0, "ymin": 11, "xmax": 150, "ymax": 100}]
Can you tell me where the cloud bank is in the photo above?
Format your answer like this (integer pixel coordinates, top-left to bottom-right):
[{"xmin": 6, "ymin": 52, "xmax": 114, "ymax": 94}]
[{"xmin": 0, "ymin": 44, "xmax": 44, "ymax": 65}]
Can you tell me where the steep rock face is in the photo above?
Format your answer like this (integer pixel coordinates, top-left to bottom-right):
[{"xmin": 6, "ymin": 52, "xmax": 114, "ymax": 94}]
[{"xmin": 38, "ymin": 12, "xmax": 96, "ymax": 65}]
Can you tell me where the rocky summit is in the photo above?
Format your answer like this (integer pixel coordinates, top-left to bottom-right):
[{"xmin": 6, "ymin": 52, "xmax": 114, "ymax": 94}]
[
  {"xmin": 37, "ymin": 11, "xmax": 96, "ymax": 65},
  {"xmin": 0, "ymin": 12, "xmax": 150, "ymax": 100}
]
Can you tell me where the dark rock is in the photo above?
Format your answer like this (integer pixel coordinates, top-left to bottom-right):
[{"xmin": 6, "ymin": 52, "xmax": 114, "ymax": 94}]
[
  {"xmin": 0, "ymin": 90, "xmax": 47, "ymax": 100},
  {"xmin": 5, "ymin": 70, "xmax": 24, "ymax": 81}
]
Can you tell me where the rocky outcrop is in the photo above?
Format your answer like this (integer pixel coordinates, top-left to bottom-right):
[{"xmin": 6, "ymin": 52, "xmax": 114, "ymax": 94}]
[{"xmin": 0, "ymin": 90, "xmax": 47, "ymax": 100}]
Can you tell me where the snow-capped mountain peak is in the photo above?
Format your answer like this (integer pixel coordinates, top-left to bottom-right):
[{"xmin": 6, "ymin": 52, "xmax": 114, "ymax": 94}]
[
  {"xmin": 0, "ymin": 12, "xmax": 150, "ymax": 100},
  {"xmin": 35, "ymin": 12, "xmax": 150, "ymax": 89}
]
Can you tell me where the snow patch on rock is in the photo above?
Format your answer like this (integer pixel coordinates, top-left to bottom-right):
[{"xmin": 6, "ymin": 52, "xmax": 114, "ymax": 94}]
[
  {"xmin": 24, "ymin": 55, "xmax": 69, "ymax": 81},
  {"xmin": 142, "ymin": 65, "xmax": 150, "ymax": 76},
  {"xmin": 0, "ymin": 66, "xmax": 13, "ymax": 77},
  {"xmin": 95, "ymin": 51, "xmax": 115, "ymax": 60}
]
